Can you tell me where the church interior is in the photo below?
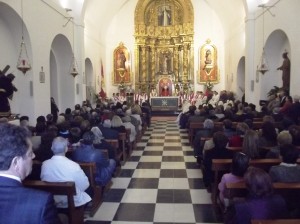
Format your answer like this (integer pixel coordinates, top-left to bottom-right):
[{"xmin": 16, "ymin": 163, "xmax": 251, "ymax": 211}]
[
  {"xmin": 0, "ymin": 0, "xmax": 298, "ymax": 121},
  {"xmin": 0, "ymin": 0, "xmax": 300, "ymax": 223}
]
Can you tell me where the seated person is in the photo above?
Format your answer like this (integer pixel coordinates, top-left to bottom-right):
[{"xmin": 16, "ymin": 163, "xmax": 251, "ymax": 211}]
[
  {"xmin": 265, "ymin": 130, "xmax": 292, "ymax": 158},
  {"xmin": 111, "ymin": 115, "xmax": 126, "ymax": 133},
  {"xmin": 242, "ymin": 130, "xmax": 262, "ymax": 159},
  {"xmin": 99, "ymin": 119, "xmax": 119, "ymax": 140},
  {"xmin": 203, "ymin": 132, "xmax": 234, "ymax": 188},
  {"xmin": 122, "ymin": 115, "xmax": 137, "ymax": 143},
  {"xmin": 72, "ymin": 131, "xmax": 116, "ymax": 186},
  {"xmin": 228, "ymin": 122, "xmax": 249, "ymax": 147},
  {"xmin": 269, "ymin": 144, "xmax": 300, "ymax": 182},
  {"xmin": 41, "ymin": 137, "xmax": 91, "ymax": 208},
  {"xmin": 179, "ymin": 105, "xmax": 196, "ymax": 129},
  {"xmin": 233, "ymin": 167, "xmax": 288, "ymax": 224},
  {"xmin": 0, "ymin": 123, "xmax": 61, "ymax": 224},
  {"xmin": 218, "ymin": 152, "xmax": 250, "ymax": 207},
  {"xmin": 193, "ymin": 119, "xmax": 215, "ymax": 160},
  {"xmin": 91, "ymin": 126, "xmax": 117, "ymax": 160},
  {"xmin": 222, "ymin": 119, "xmax": 236, "ymax": 138},
  {"xmin": 131, "ymin": 106, "xmax": 142, "ymax": 131}
]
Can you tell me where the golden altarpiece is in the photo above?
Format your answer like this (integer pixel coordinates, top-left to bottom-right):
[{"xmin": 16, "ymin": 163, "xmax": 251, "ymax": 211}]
[{"xmin": 134, "ymin": 0, "xmax": 194, "ymax": 96}]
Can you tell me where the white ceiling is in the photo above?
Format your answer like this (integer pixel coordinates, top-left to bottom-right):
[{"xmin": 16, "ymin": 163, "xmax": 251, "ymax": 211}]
[{"xmin": 53, "ymin": 0, "xmax": 272, "ymax": 38}]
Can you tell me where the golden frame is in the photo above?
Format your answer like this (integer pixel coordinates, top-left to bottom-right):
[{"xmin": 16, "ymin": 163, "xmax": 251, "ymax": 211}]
[
  {"xmin": 113, "ymin": 42, "xmax": 131, "ymax": 85},
  {"xmin": 198, "ymin": 39, "xmax": 219, "ymax": 84}
]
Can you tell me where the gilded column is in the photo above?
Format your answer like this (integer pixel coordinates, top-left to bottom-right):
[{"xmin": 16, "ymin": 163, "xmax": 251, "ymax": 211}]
[
  {"xmin": 174, "ymin": 47, "xmax": 179, "ymax": 82},
  {"xmin": 182, "ymin": 43, "xmax": 189, "ymax": 82},
  {"xmin": 141, "ymin": 46, "xmax": 147, "ymax": 83},
  {"xmin": 150, "ymin": 46, "xmax": 156, "ymax": 82}
]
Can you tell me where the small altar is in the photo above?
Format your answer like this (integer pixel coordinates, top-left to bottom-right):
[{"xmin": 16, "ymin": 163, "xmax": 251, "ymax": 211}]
[{"xmin": 151, "ymin": 96, "xmax": 179, "ymax": 112}]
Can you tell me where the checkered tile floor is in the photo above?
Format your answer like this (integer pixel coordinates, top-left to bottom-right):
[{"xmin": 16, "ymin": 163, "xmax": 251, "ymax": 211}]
[{"xmin": 85, "ymin": 120, "xmax": 221, "ymax": 224}]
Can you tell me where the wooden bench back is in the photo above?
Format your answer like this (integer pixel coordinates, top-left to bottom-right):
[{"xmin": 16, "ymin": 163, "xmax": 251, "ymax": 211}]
[
  {"xmin": 211, "ymin": 158, "xmax": 300, "ymax": 207},
  {"xmin": 226, "ymin": 181, "xmax": 300, "ymax": 199},
  {"xmin": 251, "ymin": 219, "xmax": 300, "ymax": 224},
  {"xmin": 78, "ymin": 162, "xmax": 102, "ymax": 217},
  {"xmin": 24, "ymin": 180, "xmax": 84, "ymax": 224}
]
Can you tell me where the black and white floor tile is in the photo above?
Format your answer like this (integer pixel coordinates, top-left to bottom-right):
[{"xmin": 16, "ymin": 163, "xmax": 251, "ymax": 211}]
[{"xmin": 85, "ymin": 120, "xmax": 222, "ymax": 224}]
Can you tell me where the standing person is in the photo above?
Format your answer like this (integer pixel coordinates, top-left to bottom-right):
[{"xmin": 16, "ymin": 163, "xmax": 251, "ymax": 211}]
[
  {"xmin": 50, "ymin": 97, "xmax": 59, "ymax": 123},
  {"xmin": 277, "ymin": 52, "xmax": 291, "ymax": 91},
  {"xmin": 41, "ymin": 137, "xmax": 91, "ymax": 208},
  {"xmin": 0, "ymin": 123, "xmax": 61, "ymax": 224}
]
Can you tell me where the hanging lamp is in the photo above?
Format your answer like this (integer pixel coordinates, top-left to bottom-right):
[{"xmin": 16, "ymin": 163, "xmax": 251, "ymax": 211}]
[
  {"xmin": 16, "ymin": 0, "xmax": 31, "ymax": 74},
  {"xmin": 257, "ymin": 4, "xmax": 269, "ymax": 75},
  {"xmin": 70, "ymin": 16, "xmax": 79, "ymax": 77}
]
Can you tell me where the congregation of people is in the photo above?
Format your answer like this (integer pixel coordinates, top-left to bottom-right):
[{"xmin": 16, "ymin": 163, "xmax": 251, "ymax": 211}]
[
  {"xmin": 1, "ymin": 87, "xmax": 300, "ymax": 223},
  {"xmin": 0, "ymin": 95, "xmax": 152, "ymax": 223},
  {"xmin": 177, "ymin": 88, "xmax": 300, "ymax": 223}
]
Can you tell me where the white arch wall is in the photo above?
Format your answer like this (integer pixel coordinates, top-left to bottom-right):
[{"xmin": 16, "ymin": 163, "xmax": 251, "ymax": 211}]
[
  {"xmin": 85, "ymin": 58, "xmax": 94, "ymax": 104},
  {"xmin": 0, "ymin": 1, "xmax": 34, "ymax": 121},
  {"xmin": 50, "ymin": 34, "xmax": 75, "ymax": 113},
  {"xmin": 260, "ymin": 30, "xmax": 290, "ymax": 100},
  {"xmin": 248, "ymin": 0, "xmax": 300, "ymax": 106},
  {"xmin": 0, "ymin": 0, "xmax": 84, "ymax": 124}
]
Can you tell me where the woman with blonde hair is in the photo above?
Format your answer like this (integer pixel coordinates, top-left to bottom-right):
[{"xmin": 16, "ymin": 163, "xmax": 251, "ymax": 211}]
[
  {"xmin": 243, "ymin": 130, "xmax": 261, "ymax": 159},
  {"xmin": 111, "ymin": 115, "xmax": 126, "ymax": 133}
]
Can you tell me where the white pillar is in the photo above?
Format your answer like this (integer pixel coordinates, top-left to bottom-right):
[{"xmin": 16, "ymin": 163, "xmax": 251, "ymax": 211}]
[{"xmin": 244, "ymin": 13, "xmax": 256, "ymax": 104}]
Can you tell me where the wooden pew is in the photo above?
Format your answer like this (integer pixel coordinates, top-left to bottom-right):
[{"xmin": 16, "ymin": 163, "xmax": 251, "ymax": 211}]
[
  {"xmin": 24, "ymin": 180, "xmax": 84, "ymax": 224},
  {"xmin": 188, "ymin": 122, "xmax": 203, "ymax": 144},
  {"xmin": 118, "ymin": 132, "xmax": 127, "ymax": 162},
  {"xmin": 211, "ymin": 158, "xmax": 300, "ymax": 207},
  {"xmin": 226, "ymin": 181, "xmax": 300, "ymax": 200},
  {"xmin": 105, "ymin": 139, "xmax": 123, "ymax": 163},
  {"xmin": 251, "ymin": 219, "xmax": 300, "ymax": 224},
  {"xmin": 211, "ymin": 158, "xmax": 283, "ymax": 207},
  {"xmin": 125, "ymin": 128, "xmax": 134, "ymax": 155},
  {"xmin": 27, "ymin": 160, "xmax": 103, "ymax": 217},
  {"xmin": 78, "ymin": 162, "xmax": 102, "ymax": 217}
]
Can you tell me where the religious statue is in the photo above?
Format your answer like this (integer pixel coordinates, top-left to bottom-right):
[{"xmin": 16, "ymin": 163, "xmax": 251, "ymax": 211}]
[
  {"xmin": 277, "ymin": 52, "xmax": 290, "ymax": 91},
  {"xmin": 204, "ymin": 49, "xmax": 212, "ymax": 68},
  {"xmin": 158, "ymin": 6, "xmax": 171, "ymax": 26},
  {"xmin": 0, "ymin": 65, "xmax": 16, "ymax": 117},
  {"xmin": 117, "ymin": 51, "xmax": 126, "ymax": 70}
]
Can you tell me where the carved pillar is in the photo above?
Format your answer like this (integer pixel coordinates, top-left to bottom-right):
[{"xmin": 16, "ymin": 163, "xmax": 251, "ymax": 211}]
[
  {"xmin": 174, "ymin": 47, "xmax": 179, "ymax": 82},
  {"xmin": 183, "ymin": 43, "xmax": 189, "ymax": 82},
  {"xmin": 141, "ymin": 46, "xmax": 147, "ymax": 83},
  {"xmin": 150, "ymin": 46, "xmax": 156, "ymax": 83}
]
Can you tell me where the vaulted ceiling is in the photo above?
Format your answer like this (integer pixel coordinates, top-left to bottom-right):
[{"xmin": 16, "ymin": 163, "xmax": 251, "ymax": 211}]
[{"xmin": 52, "ymin": 0, "xmax": 268, "ymax": 39}]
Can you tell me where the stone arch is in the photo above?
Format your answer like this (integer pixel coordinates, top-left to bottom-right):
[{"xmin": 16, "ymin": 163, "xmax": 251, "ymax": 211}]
[
  {"xmin": 261, "ymin": 29, "xmax": 290, "ymax": 99},
  {"xmin": 50, "ymin": 34, "xmax": 75, "ymax": 112},
  {"xmin": 0, "ymin": 2, "xmax": 34, "ymax": 119},
  {"xmin": 85, "ymin": 58, "xmax": 94, "ymax": 104},
  {"xmin": 236, "ymin": 56, "xmax": 246, "ymax": 100}
]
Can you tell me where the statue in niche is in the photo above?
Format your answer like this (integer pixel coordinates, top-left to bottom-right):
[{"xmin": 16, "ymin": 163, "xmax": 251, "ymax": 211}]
[
  {"xmin": 277, "ymin": 52, "xmax": 290, "ymax": 91},
  {"xmin": 160, "ymin": 53, "xmax": 171, "ymax": 73},
  {"xmin": 117, "ymin": 51, "xmax": 126, "ymax": 70},
  {"xmin": 158, "ymin": 5, "xmax": 171, "ymax": 26}
]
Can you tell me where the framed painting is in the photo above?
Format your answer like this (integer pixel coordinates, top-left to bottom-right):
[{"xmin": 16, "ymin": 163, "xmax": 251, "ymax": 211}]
[
  {"xmin": 113, "ymin": 42, "xmax": 131, "ymax": 85},
  {"xmin": 198, "ymin": 39, "xmax": 219, "ymax": 84}
]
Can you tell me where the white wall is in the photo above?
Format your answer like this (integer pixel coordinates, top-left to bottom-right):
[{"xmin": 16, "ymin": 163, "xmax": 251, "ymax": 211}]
[{"xmin": 0, "ymin": 0, "xmax": 83, "ymax": 124}]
